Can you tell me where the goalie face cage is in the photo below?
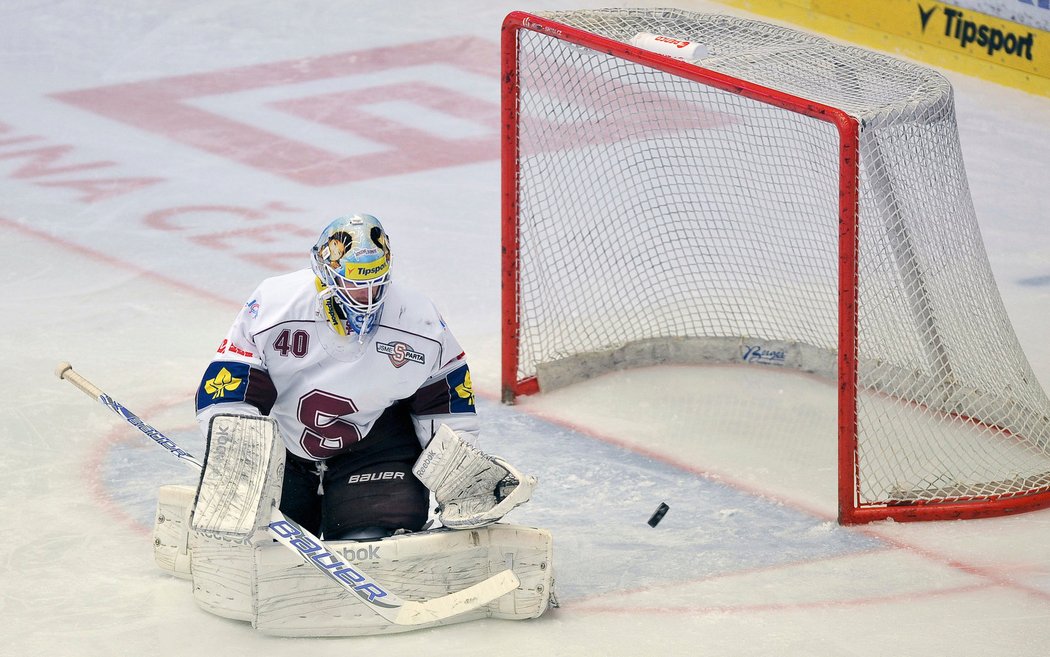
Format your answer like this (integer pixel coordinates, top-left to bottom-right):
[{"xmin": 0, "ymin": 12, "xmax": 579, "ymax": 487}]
[{"xmin": 500, "ymin": 10, "xmax": 1050, "ymax": 524}]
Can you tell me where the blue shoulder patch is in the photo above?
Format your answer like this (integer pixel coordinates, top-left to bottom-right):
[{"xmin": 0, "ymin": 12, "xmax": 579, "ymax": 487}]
[
  {"xmin": 446, "ymin": 364, "xmax": 475, "ymax": 414},
  {"xmin": 195, "ymin": 361, "xmax": 251, "ymax": 412}
]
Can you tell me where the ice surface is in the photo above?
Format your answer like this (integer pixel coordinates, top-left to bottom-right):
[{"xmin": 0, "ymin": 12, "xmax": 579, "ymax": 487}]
[{"xmin": 2, "ymin": 1, "xmax": 1049, "ymax": 656}]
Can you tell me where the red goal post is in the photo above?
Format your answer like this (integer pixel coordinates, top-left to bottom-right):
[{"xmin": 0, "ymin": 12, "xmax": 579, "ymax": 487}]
[{"xmin": 500, "ymin": 9, "xmax": 1050, "ymax": 524}]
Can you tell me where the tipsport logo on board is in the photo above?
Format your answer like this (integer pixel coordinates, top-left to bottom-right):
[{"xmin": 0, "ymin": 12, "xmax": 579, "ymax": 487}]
[{"xmin": 918, "ymin": 3, "xmax": 1036, "ymax": 60}]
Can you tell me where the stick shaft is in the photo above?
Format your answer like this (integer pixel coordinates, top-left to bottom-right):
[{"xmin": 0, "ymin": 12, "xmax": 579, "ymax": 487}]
[{"xmin": 56, "ymin": 362, "xmax": 204, "ymax": 469}]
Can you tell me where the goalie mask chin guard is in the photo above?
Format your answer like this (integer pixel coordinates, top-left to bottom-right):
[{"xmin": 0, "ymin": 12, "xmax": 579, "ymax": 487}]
[{"xmin": 311, "ymin": 213, "xmax": 391, "ymax": 340}]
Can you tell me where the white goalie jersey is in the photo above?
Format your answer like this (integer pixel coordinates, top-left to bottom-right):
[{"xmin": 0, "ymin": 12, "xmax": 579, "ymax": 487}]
[{"xmin": 194, "ymin": 269, "xmax": 478, "ymax": 460}]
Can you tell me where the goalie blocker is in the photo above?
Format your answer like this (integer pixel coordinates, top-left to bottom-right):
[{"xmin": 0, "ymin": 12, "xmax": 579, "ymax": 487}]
[{"xmin": 153, "ymin": 415, "xmax": 554, "ymax": 635}]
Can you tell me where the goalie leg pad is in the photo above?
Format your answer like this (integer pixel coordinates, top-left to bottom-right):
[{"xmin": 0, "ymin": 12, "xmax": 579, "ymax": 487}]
[
  {"xmin": 152, "ymin": 484, "xmax": 258, "ymax": 622},
  {"xmin": 181, "ymin": 414, "xmax": 284, "ymax": 621},
  {"xmin": 189, "ymin": 530, "xmax": 256, "ymax": 621},
  {"xmin": 153, "ymin": 484, "xmax": 195, "ymax": 578},
  {"xmin": 153, "ymin": 482, "xmax": 260, "ymax": 619},
  {"xmin": 252, "ymin": 523, "xmax": 555, "ymax": 636}
]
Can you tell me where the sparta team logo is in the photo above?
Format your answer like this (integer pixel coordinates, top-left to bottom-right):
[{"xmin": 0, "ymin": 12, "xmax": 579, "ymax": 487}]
[{"xmin": 375, "ymin": 341, "xmax": 425, "ymax": 368}]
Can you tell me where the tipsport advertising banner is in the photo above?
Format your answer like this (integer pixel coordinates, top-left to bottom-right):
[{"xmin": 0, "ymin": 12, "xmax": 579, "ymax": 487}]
[
  {"xmin": 829, "ymin": 1, "xmax": 1041, "ymax": 70},
  {"xmin": 719, "ymin": 0, "xmax": 1050, "ymax": 95}
]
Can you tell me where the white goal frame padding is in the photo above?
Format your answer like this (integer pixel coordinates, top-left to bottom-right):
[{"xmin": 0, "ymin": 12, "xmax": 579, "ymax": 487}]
[{"xmin": 500, "ymin": 9, "xmax": 1050, "ymax": 524}]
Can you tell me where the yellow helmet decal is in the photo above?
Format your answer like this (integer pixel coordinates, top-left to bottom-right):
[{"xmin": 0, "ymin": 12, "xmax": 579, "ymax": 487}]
[
  {"xmin": 342, "ymin": 252, "xmax": 389, "ymax": 282},
  {"xmin": 316, "ymin": 277, "xmax": 349, "ymax": 336}
]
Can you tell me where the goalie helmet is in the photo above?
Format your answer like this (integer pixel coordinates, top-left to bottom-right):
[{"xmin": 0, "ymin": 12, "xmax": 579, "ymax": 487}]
[{"xmin": 311, "ymin": 214, "xmax": 391, "ymax": 338}]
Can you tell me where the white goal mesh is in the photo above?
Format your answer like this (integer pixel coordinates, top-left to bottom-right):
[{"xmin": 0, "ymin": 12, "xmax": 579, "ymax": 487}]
[{"xmin": 502, "ymin": 9, "xmax": 1050, "ymax": 523}]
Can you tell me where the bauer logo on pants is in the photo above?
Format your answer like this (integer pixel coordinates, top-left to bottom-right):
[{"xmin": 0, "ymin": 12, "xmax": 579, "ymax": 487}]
[{"xmin": 348, "ymin": 471, "xmax": 405, "ymax": 484}]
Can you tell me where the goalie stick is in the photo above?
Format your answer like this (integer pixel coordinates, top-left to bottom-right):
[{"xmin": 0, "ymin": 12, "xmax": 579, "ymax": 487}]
[{"xmin": 55, "ymin": 361, "xmax": 520, "ymax": 626}]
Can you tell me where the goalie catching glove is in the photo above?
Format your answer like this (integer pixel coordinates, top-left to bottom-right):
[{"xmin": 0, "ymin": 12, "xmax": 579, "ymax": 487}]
[{"xmin": 412, "ymin": 424, "xmax": 536, "ymax": 529}]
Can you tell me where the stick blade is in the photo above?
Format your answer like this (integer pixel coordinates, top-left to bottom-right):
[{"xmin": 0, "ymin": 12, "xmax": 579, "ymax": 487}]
[{"xmin": 393, "ymin": 569, "xmax": 520, "ymax": 626}]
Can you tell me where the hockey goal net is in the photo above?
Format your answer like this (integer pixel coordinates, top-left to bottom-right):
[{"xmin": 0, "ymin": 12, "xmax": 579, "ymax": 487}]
[{"xmin": 500, "ymin": 9, "xmax": 1050, "ymax": 524}]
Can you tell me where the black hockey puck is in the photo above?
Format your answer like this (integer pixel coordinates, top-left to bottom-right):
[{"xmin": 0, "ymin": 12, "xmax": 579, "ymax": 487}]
[{"xmin": 647, "ymin": 502, "xmax": 669, "ymax": 527}]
